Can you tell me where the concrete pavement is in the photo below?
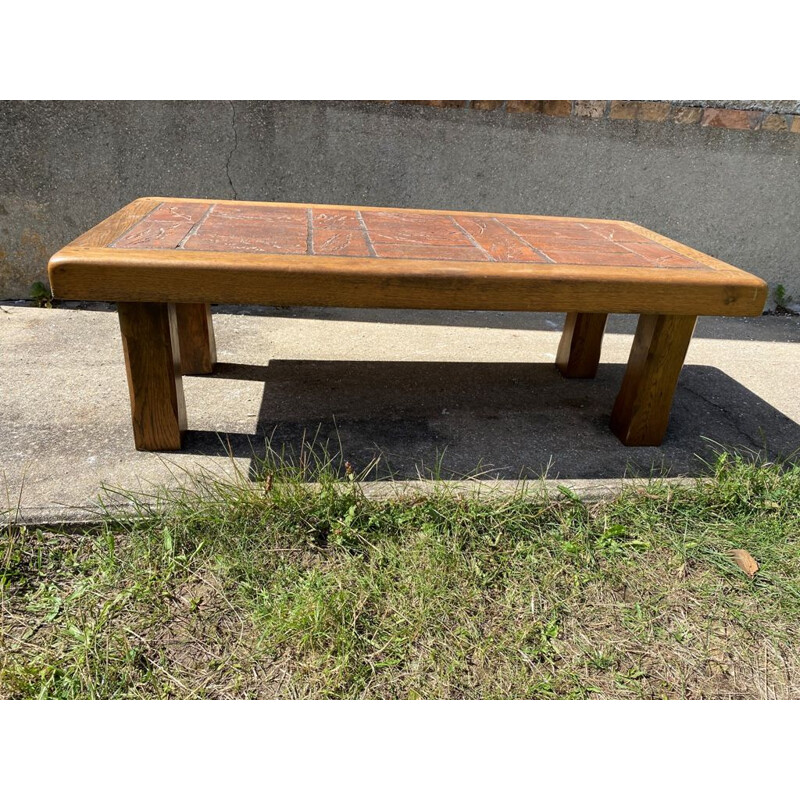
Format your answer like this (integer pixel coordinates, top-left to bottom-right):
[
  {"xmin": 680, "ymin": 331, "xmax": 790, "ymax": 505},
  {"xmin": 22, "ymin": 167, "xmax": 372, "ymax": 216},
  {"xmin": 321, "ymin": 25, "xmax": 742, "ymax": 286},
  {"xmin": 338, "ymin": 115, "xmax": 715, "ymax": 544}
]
[{"xmin": 2, "ymin": 302, "xmax": 799, "ymax": 524}]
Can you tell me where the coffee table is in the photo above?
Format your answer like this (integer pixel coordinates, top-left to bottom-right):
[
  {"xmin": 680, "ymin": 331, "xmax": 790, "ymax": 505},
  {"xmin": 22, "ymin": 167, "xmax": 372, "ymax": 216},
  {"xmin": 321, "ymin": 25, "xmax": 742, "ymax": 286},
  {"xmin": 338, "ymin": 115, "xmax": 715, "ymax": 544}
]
[{"xmin": 48, "ymin": 197, "xmax": 767, "ymax": 450}]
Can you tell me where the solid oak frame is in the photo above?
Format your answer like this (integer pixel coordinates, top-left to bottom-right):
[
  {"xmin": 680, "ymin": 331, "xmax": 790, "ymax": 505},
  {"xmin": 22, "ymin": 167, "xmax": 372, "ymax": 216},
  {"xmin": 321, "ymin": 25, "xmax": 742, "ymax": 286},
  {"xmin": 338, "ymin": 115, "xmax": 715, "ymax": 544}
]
[{"xmin": 48, "ymin": 197, "xmax": 768, "ymax": 450}]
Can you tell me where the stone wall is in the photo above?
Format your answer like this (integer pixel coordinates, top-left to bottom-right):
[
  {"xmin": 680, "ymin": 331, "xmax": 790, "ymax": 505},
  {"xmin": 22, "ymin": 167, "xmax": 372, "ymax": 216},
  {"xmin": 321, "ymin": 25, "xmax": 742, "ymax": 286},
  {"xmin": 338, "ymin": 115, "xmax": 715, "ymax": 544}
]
[{"xmin": 1, "ymin": 100, "xmax": 798, "ymax": 306}]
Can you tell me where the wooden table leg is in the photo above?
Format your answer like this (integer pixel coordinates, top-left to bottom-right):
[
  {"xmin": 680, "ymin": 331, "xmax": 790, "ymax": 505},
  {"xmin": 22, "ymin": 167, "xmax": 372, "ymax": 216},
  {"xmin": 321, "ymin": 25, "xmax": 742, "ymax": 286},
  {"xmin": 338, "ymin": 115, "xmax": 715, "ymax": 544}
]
[
  {"xmin": 175, "ymin": 303, "xmax": 217, "ymax": 375},
  {"xmin": 556, "ymin": 312, "xmax": 608, "ymax": 378},
  {"xmin": 610, "ymin": 314, "xmax": 697, "ymax": 446},
  {"xmin": 117, "ymin": 302, "xmax": 187, "ymax": 451}
]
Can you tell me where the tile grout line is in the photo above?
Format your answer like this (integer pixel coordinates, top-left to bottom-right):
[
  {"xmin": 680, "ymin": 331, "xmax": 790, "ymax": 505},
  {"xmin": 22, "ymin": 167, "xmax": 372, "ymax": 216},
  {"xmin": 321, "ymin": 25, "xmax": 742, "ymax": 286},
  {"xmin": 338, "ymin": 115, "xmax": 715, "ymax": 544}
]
[
  {"xmin": 176, "ymin": 203, "xmax": 216, "ymax": 249},
  {"xmin": 449, "ymin": 216, "xmax": 495, "ymax": 261},
  {"xmin": 355, "ymin": 211, "xmax": 378, "ymax": 257},
  {"xmin": 595, "ymin": 228, "xmax": 696, "ymax": 267},
  {"xmin": 630, "ymin": 227, "xmax": 723, "ymax": 272},
  {"xmin": 108, "ymin": 202, "xmax": 164, "ymax": 248},
  {"xmin": 569, "ymin": 220, "xmax": 687, "ymax": 267},
  {"xmin": 494, "ymin": 218, "xmax": 556, "ymax": 263},
  {"xmin": 306, "ymin": 208, "xmax": 314, "ymax": 255}
]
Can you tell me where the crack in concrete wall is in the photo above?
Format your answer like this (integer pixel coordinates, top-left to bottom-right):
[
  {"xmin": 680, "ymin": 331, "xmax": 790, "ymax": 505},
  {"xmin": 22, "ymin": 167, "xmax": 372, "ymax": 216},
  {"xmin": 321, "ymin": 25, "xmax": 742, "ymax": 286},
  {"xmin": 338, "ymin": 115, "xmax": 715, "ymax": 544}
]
[{"xmin": 225, "ymin": 101, "xmax": 239, "ymax": 200}]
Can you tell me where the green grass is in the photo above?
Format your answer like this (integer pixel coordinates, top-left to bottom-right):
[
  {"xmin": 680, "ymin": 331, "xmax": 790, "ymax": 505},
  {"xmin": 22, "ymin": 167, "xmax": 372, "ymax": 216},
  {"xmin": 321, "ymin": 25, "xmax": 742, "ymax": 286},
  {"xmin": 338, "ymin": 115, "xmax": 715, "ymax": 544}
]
[{"xmin": 2, "ymin": 451, "xmax": 799, "ymax": 699}]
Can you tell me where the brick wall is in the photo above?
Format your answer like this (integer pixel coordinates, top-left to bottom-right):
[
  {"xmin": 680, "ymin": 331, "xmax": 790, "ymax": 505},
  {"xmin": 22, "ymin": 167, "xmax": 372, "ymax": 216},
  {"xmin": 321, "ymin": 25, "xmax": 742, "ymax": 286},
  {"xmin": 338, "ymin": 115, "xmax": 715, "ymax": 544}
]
[{"xmin": 388, "ymin": 100, "xmax": 800, "ymax": 134}]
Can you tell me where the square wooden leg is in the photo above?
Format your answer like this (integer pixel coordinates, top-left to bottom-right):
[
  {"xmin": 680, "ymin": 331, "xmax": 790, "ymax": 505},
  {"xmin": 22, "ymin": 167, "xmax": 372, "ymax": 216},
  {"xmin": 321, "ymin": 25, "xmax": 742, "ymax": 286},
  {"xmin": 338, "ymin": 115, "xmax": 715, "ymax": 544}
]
[
  {"xmin": 117, "ymin": 302, "xmax": 187, "ymax": 451},
  {"xmin": 610, "ymin": 314, "xmax": 697, "ymax": 446},
  {"xmin": 175, "ymin": 303, "xmax": 217, "ymax": 375},
  {"xmin": 556, "ymin": 312, "xmax": 608, "ymax": 378}
]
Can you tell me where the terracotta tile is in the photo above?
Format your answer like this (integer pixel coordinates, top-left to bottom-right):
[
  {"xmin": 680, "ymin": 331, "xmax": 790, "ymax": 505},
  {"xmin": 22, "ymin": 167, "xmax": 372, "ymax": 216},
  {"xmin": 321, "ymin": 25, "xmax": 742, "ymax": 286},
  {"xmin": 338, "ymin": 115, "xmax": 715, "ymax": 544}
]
[
  {"xmin": 529, "ymin": 240, "xmax": 629, "ymax": 252},
  {"xmin": 537, "ymin": 248, "xmax": 651, "ymax": 266},
  {"xmin": 368, "ymin": 229, "xmax": 469, "ymax": 246},
  {"xmin": 184, "ymin": 232, "xmax": 307, "ymax": 254},
  {"xmin": 514, "ymin": 226, "xmax": 605, "ymax": 247},
  {"xmin": 360, "ymin": 211, "xmax": 454, "ymax": 229},
  {"xmin": 197, "ymin": 216, "xmax": 306, "ymax": 240},
  {"xmin": 479, "ymin": 242, "xmax": 550, "ymax": 262},
  {"xmin": 502, "ymin": 218, "xmax": 587, "ymax": 232},
  {"xmin": 313, "ymin": 229, "xmax": 371, "ymax": 257},
  {"xmin": 518, "ymin": 237, "xmax": 599, "ymax": 253},
  {"xmin": 113, "ymin": 219, "xmax": 195, "ymax": 249},
  {"xmin": 516, "ymin": 230, "xmax": 606, "ymax": 246},
  {"xmin": 210, "ymin": 205, "xmax": 307, "ymax": 227},
  {"xmin": 524, "ymin": 243, "xmax": 639, "ymax": 263},
  {"xmin": 372, "ymin": 243, "xmax": 489, "ymax": 261},
  {"xmin": 504, "ymin": 220, "xmax": 599, "ymax": 241},
  {"xmin": 361, "ymin": 211, "xmax": 469, "ymax": 246},
  {"xmin": 580, "ymin": 223, "xmax": 652, "ymax": 242},
  {"xmin": 452, "ymin": 216, "xmax": 549, "ymax": 262},
  {"xmin": 642, "ymin": 255, "xmax": 707, "ymax": 269},
  {"xmin": 618, "ymin": 241, "xmax": 699, "ymax": 266},
  {"xmin": 149, "ymin": 202, "xmax": 211, "ymax": 223},
  {"xmin": 609, "ymin": 240, "xmax": 678, "ymax": 257},
  {"xmin": 312, "ymin": 210, "xmax": 362, "ymax": 229}
]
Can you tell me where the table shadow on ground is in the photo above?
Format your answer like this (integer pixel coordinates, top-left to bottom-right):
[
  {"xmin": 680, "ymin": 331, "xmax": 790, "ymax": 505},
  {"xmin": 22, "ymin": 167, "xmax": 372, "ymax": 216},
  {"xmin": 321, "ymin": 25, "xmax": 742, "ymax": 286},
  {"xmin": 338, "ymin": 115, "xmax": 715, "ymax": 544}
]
[{"xmin": 182, "ymin": 361, "xmax": 800, "ymax": 482}]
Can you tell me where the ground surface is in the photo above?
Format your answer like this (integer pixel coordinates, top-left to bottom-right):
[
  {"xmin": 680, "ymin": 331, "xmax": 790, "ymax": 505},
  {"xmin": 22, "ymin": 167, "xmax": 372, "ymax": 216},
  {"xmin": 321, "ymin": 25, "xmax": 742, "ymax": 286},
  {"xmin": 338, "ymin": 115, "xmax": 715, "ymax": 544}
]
[
  {"xmin": 2, "ymin": 305, "xmax": 799, "ymax": 699},
  {"xmin": 2, "ymin": 304, "xmax": 799, "ymax": 524},
  {"xmin": 2, "ymin": 456, "xmax": 798, "ymax": 699}
]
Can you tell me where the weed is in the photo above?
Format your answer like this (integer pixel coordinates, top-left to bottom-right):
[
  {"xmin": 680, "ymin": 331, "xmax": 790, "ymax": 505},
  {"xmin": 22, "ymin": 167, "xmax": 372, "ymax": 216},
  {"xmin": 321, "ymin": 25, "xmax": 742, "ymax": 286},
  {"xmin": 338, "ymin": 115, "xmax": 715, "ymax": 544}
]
[
  {"xmin": 772, "ymin": 284, "xmax": 798, "ymax": 314},
  {"xmin": 30, "ymin": 281, "xmax": 52, "ymax": 309}
]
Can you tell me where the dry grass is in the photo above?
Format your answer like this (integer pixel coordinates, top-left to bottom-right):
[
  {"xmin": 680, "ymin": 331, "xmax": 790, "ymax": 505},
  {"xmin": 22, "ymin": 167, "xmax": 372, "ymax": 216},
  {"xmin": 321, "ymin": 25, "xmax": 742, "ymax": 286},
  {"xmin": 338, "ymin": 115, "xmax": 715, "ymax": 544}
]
[{"xmin": 1, "ymin": 451, "xmax": 799, "ymax": 699}]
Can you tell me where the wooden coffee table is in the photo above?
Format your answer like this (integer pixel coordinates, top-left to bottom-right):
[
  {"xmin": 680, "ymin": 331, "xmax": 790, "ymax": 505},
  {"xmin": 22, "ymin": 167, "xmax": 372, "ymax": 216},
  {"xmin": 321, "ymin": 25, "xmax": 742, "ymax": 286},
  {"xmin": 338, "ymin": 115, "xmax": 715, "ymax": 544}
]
[{"xmin": 48, "ymin": 197, "xmax": 767, "ymax": 451}]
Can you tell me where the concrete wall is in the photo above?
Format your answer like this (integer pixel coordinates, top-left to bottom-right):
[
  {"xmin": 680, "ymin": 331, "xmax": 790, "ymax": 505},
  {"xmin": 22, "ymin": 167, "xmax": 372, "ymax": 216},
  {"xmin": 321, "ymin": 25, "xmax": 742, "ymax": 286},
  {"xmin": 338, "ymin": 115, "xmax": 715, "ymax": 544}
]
[{"xmin": 1, "ymin": 101, "xmax": 799, "ymax": 305}]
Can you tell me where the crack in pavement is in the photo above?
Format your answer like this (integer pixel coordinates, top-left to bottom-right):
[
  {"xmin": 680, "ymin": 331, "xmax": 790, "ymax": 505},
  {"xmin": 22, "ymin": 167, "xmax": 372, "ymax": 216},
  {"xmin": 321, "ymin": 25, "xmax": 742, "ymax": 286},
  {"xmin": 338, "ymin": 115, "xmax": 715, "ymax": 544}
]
[{"xmin": 682, "ymin": 383, "xmax": 765, "ymax": 450}]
